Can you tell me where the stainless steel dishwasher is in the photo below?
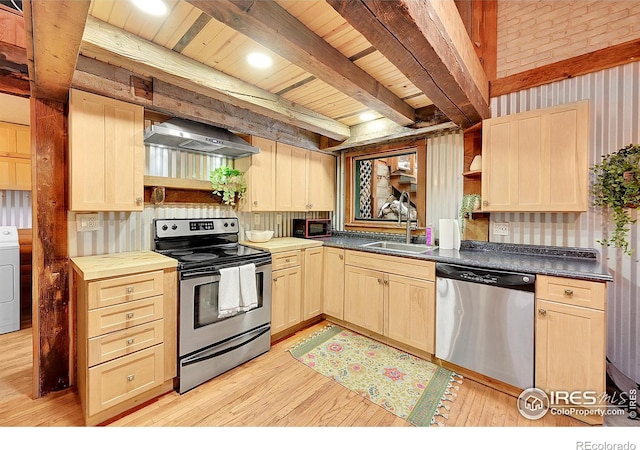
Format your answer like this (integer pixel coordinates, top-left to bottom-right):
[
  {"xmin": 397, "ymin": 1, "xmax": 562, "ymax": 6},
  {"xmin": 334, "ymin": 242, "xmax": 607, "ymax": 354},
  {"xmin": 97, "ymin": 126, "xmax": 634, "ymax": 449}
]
[{"xmin": 435, "ymin": 263, "xmax": 536, "ymax": 390}]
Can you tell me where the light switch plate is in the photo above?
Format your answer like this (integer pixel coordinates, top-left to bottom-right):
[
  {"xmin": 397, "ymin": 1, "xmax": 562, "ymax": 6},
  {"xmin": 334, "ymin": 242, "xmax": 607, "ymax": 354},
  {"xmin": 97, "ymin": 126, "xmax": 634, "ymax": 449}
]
[
  {"xmin": 76, "ymin": 213, "xmax": 101, "ymax": 232},
  {"xmin": 276, "ymin": 214, "xmax": 282, "ymax": 225},
  {"xmin": 253, "ymin": 214, "xmax": 261, "ymax": 226},
  {"xmin": 493, "ymin": 222, "xmax": 509, "ymax": 236}
]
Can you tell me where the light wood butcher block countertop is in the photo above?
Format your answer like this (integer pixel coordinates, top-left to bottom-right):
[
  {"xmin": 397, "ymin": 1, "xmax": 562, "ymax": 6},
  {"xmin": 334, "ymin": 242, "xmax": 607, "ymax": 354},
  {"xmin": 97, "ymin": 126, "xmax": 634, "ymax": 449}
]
[
  {"xmin": 70, "ymin": 251, "xmax": 177, "ymax": 280},
  {"xmin": 240, "ymin": 237, "xmax": 323, "ymax": 253}
]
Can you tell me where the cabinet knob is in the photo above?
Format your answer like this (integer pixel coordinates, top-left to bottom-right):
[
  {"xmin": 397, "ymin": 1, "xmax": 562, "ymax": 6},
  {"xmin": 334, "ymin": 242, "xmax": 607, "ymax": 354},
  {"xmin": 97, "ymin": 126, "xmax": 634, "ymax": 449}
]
[
  {"xmin": 377, "ymin": 278, "xmax": 383, "ymax": 284},
  {"xmin": 127, "ymin": 374, "xmax": 135, "ymax": 382},
  {"xmin": 136, "ymin": 197, "xmax": 143, "ymax": 206},
  {"xmin": 285, "ymin": 258, "xmax": 290, "ymax": 262},
  {"xmin": 538, "ymin": 309, "xmax": 547, "ymax": 316},
  {"xmin": 253, "ymin": 201, "xmax": 258, "ymax": 206},
  {"xmin": 564, "ymin": 289, "xmax": 574, "ymax": 296},
  {"xmin": 383, "ymin": 280, "xmax": 389, "ymax": 285},
  {"xmin": 339, "ymin": 255, "xmax": 343, "ymax": 260},
  {"xmin": 309, "ymin": 204, "xmax": 313, "ymax": 209},
  {"xmin": 126, "ymin": 338, "xmax": 135, "ymax": 345},
  {"xmin": 126, "ymin": 286, "xmax": 134, "ymax": 293},
  {"xmin": 126, "ymin": 312, "xmax": 134, "ymax": 319},
  {"xmin": 483, "ymin": 200, "xmax": 489, "ymax": 206},
  {"xmin": 273, "ymin": 278, "xmax": 278, "ymax": 282}
]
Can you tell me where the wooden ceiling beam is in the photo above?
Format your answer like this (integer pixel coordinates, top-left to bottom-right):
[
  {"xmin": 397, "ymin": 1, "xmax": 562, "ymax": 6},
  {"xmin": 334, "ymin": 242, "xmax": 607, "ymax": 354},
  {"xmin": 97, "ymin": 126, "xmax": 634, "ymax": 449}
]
[
  {"xmin": 187, "ymin": 0, "xmax": 415, "ymax": 127},
  {"xmin": 80, "ymin": 16, "xmax": 350, "ymax": 141},
  {"xmin": 22, "ymin": 0, "xmax": 90, "ymax": 102},
  {"xmin": 72, "ymin": 56, "xmax": 323, "ymax": 151},
  {"xmin": 328, "ymin": 0, "xmax": 489, "ymax": 128}
]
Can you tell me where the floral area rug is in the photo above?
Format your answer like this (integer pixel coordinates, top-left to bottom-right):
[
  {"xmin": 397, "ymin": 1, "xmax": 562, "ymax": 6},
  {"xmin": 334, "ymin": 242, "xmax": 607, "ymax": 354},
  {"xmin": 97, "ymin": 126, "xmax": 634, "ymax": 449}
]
[{"xmin": 289, "ymin": 324, "xmax": 462, "ymax": 426}]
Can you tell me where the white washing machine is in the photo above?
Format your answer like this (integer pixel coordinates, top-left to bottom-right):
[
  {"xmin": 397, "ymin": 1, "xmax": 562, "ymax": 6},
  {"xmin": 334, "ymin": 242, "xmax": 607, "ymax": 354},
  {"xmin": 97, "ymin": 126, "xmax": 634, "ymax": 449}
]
[{"xmin": 0, "ymin": 226, "xmax": 20, "ymax": 334}]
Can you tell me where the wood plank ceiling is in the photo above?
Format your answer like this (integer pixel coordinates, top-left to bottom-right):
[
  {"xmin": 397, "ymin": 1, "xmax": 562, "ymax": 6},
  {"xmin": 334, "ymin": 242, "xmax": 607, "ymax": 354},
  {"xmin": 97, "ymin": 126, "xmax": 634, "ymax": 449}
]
[{"xmin": 26, "ymin": 0, "xmax": 490, "ymax": 149}]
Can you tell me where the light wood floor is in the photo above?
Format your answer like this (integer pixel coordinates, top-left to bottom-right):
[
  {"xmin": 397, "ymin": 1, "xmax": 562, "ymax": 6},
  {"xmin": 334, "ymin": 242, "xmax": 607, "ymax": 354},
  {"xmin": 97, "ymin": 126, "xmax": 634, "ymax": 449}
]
[{"xmin": 0, "ymin": 321, "xmax": 587, "ymax": 427}]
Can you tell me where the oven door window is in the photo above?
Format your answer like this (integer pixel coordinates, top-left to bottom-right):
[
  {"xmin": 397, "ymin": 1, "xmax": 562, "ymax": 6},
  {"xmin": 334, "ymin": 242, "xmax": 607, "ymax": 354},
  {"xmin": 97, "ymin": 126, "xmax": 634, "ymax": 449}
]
[{"xmin": 193, "ymin": 271, "xmax": 265, "ymax": 328}]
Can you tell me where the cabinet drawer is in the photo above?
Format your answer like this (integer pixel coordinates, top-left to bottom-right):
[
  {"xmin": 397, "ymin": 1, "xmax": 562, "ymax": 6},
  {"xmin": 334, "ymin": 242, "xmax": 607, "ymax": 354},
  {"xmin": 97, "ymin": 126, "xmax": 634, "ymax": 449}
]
[
  {"xmin": 88, "ymin": 295, "xmax": 164, "ymax": 338},
  {"xmin": 87, "ymin": 344, "xmax": 164, "ymax": 416},
  {"xmin": 345, "ymin": 250, "xmax": 436, "ymax": 281},
  {"xmin": 88, "ymin": 320, "xmax": 164, "ymax": 367},
  {"xmin": 536, "ymin": 275, "xmax": 606, "ymax": 310},
  {"xmin": 272, "ymin": 250, "xmax": 301, "ymax": 270},
  {"xmin": 87, "ymin": 270, "xmax": 164, "ymax": 310}
]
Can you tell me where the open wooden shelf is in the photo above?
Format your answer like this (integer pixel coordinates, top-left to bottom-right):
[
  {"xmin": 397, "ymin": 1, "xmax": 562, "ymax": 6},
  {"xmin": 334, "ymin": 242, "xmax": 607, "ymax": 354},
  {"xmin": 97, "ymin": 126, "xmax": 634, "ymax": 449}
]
[
  {"xmin": 144, "ymin": 175, "xmax": 212, "ymax": 191},
  {"xmin": 462, "ymin": 170, "xmax": 482, "ymax": 178}
]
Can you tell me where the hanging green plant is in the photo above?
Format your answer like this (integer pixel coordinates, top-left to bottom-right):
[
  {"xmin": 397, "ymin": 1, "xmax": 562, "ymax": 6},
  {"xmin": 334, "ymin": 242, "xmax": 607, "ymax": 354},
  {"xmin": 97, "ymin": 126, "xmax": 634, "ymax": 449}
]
[
  {"xmin": 591, "ymin": 143, "xmax": 640, "ymax": 255},
  {"xmin": 210, "ymin": 166, "xmax": 247, "ymax": 207}
]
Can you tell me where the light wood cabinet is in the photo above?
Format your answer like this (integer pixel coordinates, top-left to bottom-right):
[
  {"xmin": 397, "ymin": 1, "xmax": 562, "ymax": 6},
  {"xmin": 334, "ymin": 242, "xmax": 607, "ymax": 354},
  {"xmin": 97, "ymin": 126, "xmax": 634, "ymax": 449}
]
[
  {"xmin": 535, "ymin": 275, "xmax": 606, "ymax": 425},
  {"xmin": 481, "ymin": 100, "xmax": 589, "ymax": 212},
  {"xmin": 271, "ymin": 265, "xmax": 302, "ymax": 335},
  {"xmin": 344, "ymin": 265, "xmax": 385, "ymax": 334},
  {"xmin": 343, "ymin": 250, "xmax": 436, "ymax": 353},
  {"xmin": 73, "ymin": 255, "xmax": 177, "ymax": 426},
  {"xmin": 239, "ymin": 137, "xmax": 335, "ymax": 212},
  {"xmin": 322, "ymin": 247, "xmax": 345, "ymax": 319},
  {"xmin": 0, "ymin": 122, "xmax": 31, "ymax": 190},
  {"xmin": 302, "ymin": 247, "xmax": 323, "ymax": 320},
  {"xmin": 69, "ymin": 89, "xmax": 144, "ymax": 212},
  {"xmin": 236, "ymin": 136, "xmax": 277, "ymax": 212},
  {"xmin": 386, "ymin": 274, "xmax": 436, "ymax": 354}
]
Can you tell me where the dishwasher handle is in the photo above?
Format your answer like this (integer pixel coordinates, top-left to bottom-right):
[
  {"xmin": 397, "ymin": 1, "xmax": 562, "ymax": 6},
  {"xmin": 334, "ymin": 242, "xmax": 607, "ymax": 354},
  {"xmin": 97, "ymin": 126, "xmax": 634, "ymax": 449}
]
[{"xmin": 436, "ymin": 263, "xmax": 536, "ymax": 292}]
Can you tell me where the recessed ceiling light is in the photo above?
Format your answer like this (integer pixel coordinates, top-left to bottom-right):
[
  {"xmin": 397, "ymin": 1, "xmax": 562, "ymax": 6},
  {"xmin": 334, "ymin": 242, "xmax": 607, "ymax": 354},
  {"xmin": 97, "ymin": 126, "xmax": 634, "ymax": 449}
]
[
  {"xmin": 359, "ymin": 112, "xmax": 376, "ymax": 121},
  {"xmin": 247, "ymin": 52, "xmax": 273, "ymax": 69},
  {"xmin": 131, "ymin": 0, "xmax": 168, "ymax": 16}
]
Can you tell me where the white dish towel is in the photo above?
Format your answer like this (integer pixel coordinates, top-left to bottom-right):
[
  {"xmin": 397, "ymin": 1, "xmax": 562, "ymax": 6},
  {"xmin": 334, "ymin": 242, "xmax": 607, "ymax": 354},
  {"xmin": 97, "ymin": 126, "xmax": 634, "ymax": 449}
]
[
  {"xmin": 239, "ymin": 263, "xmax": 258, "ymax": 312},
  {"xmin": 218, "ymin": 267, "xmax": 240, "ymax": 318}
]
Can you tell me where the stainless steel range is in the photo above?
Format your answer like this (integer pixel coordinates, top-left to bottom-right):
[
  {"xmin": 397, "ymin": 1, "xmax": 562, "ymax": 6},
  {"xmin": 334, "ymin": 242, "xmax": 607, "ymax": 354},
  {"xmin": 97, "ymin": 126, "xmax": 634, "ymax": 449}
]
[{"xmin": 153, "ymin": 218, "xmax": 272, "ymax": 394}]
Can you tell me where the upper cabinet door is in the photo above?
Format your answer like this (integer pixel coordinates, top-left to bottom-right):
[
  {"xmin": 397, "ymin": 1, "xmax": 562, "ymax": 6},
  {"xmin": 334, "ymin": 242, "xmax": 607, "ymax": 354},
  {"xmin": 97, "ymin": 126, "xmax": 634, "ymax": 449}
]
[
  {"xmin": 481, "ymin": 100, "xmax": 588, "ymax": 212},
  {"xmin": 307, "ymin": 151, "xmax": 335, "ymax": 212},
  {"xmin": 69, "ymin": 89, "xmax": 144, "ymax": 212},
  {"xmin": 275, "ymin": 142, "xmax": 307, "ymax": 211},
  {"xmin": 237, "ymin": 136, "xmax": 276, "ymax": 212}
]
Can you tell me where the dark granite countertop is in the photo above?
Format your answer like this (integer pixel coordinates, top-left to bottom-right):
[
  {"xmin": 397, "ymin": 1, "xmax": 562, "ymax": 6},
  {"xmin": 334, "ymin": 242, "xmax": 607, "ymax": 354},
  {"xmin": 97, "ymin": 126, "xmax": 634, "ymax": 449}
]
[{"xmin": 312, "ymin": 232, "xmax": 613, "ymax": 283}]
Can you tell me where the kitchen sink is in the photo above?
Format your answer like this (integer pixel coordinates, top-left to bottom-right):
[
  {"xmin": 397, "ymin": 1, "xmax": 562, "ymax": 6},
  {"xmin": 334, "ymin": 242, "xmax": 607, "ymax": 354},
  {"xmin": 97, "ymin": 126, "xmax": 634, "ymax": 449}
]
[{"xmin": 360, "ymin": 241, "xmax": 437, "ymax": 254}]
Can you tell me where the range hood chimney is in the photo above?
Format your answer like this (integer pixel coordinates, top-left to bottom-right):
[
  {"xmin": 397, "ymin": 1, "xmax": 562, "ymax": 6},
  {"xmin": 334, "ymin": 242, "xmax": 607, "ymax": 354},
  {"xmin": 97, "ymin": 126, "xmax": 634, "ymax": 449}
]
[{"xmin": 143, "ymin": 118, "xmax": 259, "ymax": 159}]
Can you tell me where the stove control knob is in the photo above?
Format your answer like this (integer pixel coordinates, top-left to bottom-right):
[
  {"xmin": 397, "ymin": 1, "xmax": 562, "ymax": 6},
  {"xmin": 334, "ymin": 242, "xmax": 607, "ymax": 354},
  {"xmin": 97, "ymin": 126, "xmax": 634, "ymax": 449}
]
[
  {"xmin": 162, "ymin": 225, "xmax": 168, "ymax": 231},
  {"xmin": 230, "ymin": 222, "xmax": 236, "ymax": 227},
  {"xmin": 171, "ymin": 224, "xmax": 178, "ymax": 230},
  {"xmin": 224, "ymin": 222, "xmax": 229, "ymax": 228}
]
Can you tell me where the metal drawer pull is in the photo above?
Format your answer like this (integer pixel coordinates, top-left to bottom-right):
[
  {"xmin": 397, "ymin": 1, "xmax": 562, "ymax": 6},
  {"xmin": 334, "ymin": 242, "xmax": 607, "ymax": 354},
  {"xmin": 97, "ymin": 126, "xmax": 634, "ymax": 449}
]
[
  {"xmin": 127, "ymin": 374, "xmax": 135, "ymax": 382},
  {"xmin": 126, "ymin": 286, "xmax": 134, "ymax": 293},
  {"xmin": 564, "ymin": 289, "xmax": 574, "ymax": 296},
  {"xmin": 126, "ymin": 338, "xmax": 135, "ymax": 345},
  {"xmin": 126, "ymin": 312, "xmax": 134, "ymax": 319},
  {"xmin": 538, "ymin": 309, "xmax": 547, "ymax": 316}
]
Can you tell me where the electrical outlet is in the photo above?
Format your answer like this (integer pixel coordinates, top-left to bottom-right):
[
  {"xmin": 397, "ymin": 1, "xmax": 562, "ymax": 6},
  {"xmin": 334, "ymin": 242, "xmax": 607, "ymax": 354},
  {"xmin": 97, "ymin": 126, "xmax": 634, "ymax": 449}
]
[
  {"xmin": 276, "ymin": 214, "xmax": 282, "ymax": 225},
  {"xmin": 493, "ymin": 222, "xmax": 509, "ymax": 236},
  {"xmin": 253, "ymin": 214, "xmax": 261, "ymax": 226},
  {"xmin": 76, "ymin": 213, "xmax": 101, "ymax": 232}
]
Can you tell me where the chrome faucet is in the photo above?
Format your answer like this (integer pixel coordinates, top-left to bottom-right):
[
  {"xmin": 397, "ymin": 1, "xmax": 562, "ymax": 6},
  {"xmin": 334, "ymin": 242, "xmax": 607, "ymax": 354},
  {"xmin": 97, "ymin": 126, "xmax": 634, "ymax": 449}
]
[{"xmin": 397, "ymin": 191, "xmax": 412, "ymax": 244}]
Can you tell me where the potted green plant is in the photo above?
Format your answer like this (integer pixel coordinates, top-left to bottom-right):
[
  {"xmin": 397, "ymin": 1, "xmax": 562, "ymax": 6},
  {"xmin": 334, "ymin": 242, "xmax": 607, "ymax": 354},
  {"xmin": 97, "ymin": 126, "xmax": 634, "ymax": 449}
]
[
  {"xmin": 591, "ymin": 143, "xmax": 640, "ymax": 255},
  {"xmin": 210, "ymin": 166, "xmax": 247, "ymax": 207},
  {"xmin": 459, "ymin": 194, "xmax": 481, "ymax": 234}
]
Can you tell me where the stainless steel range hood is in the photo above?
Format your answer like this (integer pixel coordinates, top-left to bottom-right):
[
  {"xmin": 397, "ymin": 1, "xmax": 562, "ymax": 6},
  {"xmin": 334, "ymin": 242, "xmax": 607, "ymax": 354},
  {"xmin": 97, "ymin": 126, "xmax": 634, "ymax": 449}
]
[{"xmin": 143, "ymin": 118, "xmax": 259, "ymax": 159}]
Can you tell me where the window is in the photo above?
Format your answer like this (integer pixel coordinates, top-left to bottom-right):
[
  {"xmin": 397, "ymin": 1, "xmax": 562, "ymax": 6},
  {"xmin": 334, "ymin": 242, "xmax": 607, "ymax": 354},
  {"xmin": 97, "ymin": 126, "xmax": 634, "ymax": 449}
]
[{"xmin": 345, "ymin": 139, "xmax": 426, "ymax": 232}]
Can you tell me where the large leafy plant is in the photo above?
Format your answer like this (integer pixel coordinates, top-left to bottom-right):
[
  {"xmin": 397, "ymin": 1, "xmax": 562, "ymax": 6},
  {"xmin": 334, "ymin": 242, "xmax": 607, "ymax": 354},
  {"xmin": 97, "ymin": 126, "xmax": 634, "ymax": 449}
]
[
  {"xmin": 591, "ymin": 144, "xmax": 640, "ymax": 255},
  {"xmin": 210, "ymin": 166, "xmax": 247, "ymax": 207}
]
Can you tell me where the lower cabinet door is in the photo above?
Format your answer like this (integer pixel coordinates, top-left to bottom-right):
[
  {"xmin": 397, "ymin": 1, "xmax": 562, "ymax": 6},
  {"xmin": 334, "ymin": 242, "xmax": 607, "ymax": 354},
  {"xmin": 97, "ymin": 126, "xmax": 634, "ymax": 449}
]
[
  {"xmin": 535, "ymin": 299, "xmax": 605, "ymax": 423},
  {"xmin": 271, "ymin": 267, "xmax": 302, "ymax": 335},
  {"xmin": 88, "ymin": 344, "xmax": 164, "ymax": 416},
  {"xmin": 344, "ymin": 266, "xmax": 384, "ymax": 334},
  {"xmin": 386, "ymin": 274, "xmax": 435, "ymax": 353}
]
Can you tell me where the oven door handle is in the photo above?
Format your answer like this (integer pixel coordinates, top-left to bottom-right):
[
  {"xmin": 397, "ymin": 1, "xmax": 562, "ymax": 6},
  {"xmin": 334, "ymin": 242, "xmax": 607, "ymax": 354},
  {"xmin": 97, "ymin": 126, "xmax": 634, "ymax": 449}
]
[{"xmin": 181, "ymin": 325, "xmax": 270, "ymax": 367}]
